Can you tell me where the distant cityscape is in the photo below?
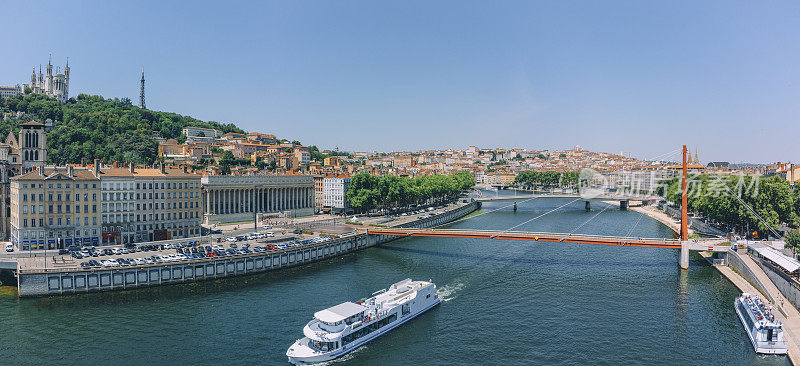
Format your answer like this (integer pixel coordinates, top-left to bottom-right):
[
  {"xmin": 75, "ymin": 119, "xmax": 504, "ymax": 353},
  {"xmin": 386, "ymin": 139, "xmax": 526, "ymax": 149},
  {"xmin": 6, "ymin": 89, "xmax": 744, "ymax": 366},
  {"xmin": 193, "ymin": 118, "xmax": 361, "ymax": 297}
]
[{"xmin": 0, "ymin": 57, "xmax": 798, "ymax": 253}]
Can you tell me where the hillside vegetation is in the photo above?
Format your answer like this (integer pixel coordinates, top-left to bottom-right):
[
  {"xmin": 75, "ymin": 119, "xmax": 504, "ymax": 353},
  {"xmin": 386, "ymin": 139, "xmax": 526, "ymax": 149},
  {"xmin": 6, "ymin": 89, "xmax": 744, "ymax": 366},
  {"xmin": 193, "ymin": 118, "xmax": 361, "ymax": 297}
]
[{"xmin": 0, "ymin": 93, "xmax": 244, "ymax": 164}]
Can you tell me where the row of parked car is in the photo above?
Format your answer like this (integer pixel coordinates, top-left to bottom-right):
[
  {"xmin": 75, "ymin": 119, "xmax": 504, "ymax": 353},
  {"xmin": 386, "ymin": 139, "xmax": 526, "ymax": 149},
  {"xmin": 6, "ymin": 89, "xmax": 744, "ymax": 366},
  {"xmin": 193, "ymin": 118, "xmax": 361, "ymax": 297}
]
[
  {"xmin": 79, "ymin": 246, "xmax": 256, "ymax": 268},
  {"xmin": 78, "ymin": 236, "xmax": 337, "ymax": 269},
  {"xmin": 225, "ymin": 231, "xmax": 276, "ymax": 242},
  {"xmin": 65, "ymin": 241, "xmax": 201, "ymax": 259},
  {"xmin": 399, "ymin": 206, "xmax": 445, "ymax": 218}
]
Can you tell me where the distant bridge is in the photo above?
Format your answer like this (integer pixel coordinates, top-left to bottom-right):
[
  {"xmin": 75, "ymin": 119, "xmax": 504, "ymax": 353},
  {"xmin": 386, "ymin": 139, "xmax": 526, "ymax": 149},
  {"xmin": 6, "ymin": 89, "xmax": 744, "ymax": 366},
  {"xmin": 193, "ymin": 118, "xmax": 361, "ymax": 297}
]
[
  {"xmin": 475, "ymin": 193, "xmax": 659, "ymax": 203},
  {"xmin": 365, "ymin": 228, "xmax": 730, "ymax": 252}
]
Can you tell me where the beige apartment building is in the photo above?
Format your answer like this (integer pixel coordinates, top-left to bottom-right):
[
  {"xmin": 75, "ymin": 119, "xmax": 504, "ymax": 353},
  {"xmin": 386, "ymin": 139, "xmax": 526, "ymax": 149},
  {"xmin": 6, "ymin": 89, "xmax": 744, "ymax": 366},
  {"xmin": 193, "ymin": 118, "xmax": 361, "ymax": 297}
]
[{"xmin": 10, "ymin": 166, "xmax": 100, "ymax": 250}]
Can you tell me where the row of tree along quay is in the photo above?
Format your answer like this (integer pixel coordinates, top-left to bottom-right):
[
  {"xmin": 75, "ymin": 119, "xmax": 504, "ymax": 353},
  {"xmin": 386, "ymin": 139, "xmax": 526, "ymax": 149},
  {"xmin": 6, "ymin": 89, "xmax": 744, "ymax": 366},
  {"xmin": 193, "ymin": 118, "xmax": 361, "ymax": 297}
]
[
  {"xmin": 513, "ymin": 171, "xmax": 581, "ymax": 190},
  {"xmin": 345, "ymin": 171, "xmax": 475, "ymax": 214},
  {"xmin": 657, "ymin": 174, "xmax": 800, "ymax": 247}
]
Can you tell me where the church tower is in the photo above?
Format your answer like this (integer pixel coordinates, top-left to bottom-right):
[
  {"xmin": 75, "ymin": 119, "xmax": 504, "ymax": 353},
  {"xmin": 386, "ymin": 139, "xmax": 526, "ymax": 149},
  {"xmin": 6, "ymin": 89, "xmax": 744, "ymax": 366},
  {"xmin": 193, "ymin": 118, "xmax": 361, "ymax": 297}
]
[
  {"xmin": 18, "ymin": 121, "xmax": 47, "ymax": 174},
  {"xmin": 45, "ymin": 55, "xmax": 53, "ymax": 94},
  {"xmin": 30, "ymin": 67, "xmax": 36, "ymax": 92},
  {"xmin": 64, "ymin": 57, "xmax": 70, "ymax": 100}
]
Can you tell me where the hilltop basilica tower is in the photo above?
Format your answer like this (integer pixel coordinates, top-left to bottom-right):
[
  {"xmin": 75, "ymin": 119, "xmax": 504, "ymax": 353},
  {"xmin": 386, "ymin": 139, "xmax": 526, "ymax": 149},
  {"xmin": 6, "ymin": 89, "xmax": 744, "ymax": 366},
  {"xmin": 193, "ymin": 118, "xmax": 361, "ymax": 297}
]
[{"xmin": 27, "ymin": 55, "xmax": 70, "ymax": 103}]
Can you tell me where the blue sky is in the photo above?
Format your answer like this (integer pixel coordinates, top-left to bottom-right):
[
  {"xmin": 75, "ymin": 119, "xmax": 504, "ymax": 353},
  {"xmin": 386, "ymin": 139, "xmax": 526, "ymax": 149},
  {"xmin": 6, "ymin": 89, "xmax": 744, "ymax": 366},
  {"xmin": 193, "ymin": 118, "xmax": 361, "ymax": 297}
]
[{"xmin": 2, "ymin": 1, "xmax": 798, "ymax": 162}]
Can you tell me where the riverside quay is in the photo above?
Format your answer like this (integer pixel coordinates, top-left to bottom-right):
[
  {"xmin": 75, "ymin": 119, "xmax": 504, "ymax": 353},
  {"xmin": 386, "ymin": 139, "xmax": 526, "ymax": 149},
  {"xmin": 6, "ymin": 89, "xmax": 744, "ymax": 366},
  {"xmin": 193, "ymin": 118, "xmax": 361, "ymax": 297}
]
[{"xmin": 201, "ymin": 174, "xmax": 314, "ymax": 224}]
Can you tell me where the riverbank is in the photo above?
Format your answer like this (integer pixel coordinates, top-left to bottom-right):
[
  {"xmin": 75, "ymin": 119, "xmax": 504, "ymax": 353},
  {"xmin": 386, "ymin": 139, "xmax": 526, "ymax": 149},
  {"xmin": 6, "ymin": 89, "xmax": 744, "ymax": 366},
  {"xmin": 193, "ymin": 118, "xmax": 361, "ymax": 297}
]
[{"xmin": 702, "ymin": 251, "xmax": 800, "ymax": 365}]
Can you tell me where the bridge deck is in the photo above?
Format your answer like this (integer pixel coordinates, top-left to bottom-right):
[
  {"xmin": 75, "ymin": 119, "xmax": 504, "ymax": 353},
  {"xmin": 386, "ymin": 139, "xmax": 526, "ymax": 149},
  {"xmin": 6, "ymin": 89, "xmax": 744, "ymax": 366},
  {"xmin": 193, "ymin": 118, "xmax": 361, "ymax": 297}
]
[
  {"xmin": 366, "ymin": 228, "xmax": 729, "ymax": 251},
  {"xmin": 475, "ymin": 194, "xmax": 658, "ymax": 202}
]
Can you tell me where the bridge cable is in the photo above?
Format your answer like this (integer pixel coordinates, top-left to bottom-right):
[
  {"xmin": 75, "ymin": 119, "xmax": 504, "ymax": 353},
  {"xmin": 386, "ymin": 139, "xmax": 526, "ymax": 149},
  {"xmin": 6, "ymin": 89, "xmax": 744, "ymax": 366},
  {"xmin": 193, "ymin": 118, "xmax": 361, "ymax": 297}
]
[
  {"xmin": 624, "ymin": 209, "xmax": 647, "ymax": 239},
  {"xmin": 490, "ymin": 198, "xmax": 582, "ymax": 238},
  {"xmin": 433, "ymin": 195, "xmax": 541, "ymax": 229},
  {"xmin": 559, "ymin": 202, "xmax": 613, "ymax": 241}
]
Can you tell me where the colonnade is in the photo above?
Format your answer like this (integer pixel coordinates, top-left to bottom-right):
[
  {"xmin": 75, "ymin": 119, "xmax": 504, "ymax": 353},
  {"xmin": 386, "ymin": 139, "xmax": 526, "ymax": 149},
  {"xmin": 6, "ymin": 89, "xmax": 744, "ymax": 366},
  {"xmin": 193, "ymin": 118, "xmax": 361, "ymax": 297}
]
[{"xmin": 205, "ymin": 186, "xmax": 314, "ymax": 215}]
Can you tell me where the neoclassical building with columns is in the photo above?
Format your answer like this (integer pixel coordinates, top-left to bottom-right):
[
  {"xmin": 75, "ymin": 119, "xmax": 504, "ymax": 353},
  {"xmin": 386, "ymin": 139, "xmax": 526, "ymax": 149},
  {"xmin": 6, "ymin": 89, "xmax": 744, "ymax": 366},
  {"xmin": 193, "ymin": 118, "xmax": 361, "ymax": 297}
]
[{"xmin": 201, "ymin": 174, "xmax": 315, "ymax": 224}]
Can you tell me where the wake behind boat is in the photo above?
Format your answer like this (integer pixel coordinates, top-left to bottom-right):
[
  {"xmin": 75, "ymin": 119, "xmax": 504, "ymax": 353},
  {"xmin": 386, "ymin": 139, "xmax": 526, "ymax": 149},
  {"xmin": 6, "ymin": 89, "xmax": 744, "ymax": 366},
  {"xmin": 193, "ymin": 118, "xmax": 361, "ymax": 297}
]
[{"xmin": 286, "ymin": 279, "xmax": 440, "ymax": 364}]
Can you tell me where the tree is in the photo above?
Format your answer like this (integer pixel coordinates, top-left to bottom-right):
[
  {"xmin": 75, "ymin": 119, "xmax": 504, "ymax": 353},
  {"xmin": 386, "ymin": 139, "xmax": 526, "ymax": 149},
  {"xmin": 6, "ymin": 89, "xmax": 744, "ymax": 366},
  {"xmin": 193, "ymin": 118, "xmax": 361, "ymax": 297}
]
[
  {"xmin": 176, "ymin": 133, "xmax": 187, "ymax": 145},
  {"xmin": 787, "ymin": 230, "xmax": 800, "ymax": 252}
]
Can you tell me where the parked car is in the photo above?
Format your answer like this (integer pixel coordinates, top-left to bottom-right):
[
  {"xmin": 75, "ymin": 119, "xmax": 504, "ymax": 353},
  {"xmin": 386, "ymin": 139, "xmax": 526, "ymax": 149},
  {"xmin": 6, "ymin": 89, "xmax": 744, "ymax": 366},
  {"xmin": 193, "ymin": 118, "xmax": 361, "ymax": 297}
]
[{"xmin": 88, "ymin": 260, "xmax": 101, "ymax": 267}]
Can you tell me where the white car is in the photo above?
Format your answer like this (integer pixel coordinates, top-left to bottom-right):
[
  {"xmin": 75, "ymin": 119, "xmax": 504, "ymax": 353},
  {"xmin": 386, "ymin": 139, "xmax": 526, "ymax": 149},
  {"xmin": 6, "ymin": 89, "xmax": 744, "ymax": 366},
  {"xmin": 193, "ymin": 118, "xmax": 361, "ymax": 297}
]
[
  {"xmin": 5, "ymin": 243, "xmax": 13, "ymax": 252},
  {"xmin": 226, "ymin": 237, "xmax": 237, "ymax": 242},
  {"xmin": 265, "ymin": 232, "xmax": 275, "ymax": 238},
  {"xmin": 107, "ymin": 259, "xmax": 120, "ymax": 267}
]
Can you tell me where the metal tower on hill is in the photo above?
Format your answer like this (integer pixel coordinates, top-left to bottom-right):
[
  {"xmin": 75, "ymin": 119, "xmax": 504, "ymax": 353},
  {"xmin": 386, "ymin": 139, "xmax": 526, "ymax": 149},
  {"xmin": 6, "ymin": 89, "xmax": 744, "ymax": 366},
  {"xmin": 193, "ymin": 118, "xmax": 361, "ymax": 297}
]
[{"xmin": 139, "ymin": 68, "xmax": 146, "ymax": 109}]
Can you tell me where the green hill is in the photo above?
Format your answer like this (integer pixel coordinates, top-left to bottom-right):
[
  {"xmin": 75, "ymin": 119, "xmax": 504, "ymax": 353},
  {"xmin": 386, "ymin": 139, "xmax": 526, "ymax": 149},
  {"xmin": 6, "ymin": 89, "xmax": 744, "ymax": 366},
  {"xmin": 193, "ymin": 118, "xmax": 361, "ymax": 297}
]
[{"xmin": 0, "ymin": 93, "xmax": 245, "ymax": 164}]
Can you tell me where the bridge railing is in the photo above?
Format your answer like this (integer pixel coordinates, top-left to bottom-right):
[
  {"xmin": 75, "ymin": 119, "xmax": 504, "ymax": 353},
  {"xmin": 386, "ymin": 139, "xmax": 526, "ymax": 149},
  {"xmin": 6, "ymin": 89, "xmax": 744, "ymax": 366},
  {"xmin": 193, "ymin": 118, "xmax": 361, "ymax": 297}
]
[{"xmin": 367, "ymin": 227, "xmax": 680, "ymax": 244}]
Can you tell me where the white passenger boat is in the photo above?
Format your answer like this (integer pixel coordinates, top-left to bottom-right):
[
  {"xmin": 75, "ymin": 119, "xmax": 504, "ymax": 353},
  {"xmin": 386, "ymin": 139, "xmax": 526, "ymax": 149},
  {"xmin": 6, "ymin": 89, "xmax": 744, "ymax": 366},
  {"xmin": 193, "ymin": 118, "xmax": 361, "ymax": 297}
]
[
  {"xmin": 735, "ymin": 293, "xmax": 787, "ymax": 354},
  {"xmin": 286, "ymin": 279, "xmax": 440, "ymax": 364}
]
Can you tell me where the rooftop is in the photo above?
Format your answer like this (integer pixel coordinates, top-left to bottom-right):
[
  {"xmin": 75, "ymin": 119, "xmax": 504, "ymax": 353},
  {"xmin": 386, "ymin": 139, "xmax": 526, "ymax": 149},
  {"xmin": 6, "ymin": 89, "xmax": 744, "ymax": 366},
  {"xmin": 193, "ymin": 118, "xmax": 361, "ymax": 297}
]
[{"xmin": 314, "ymin": 302, "xmax": 366, "ymax": 323}]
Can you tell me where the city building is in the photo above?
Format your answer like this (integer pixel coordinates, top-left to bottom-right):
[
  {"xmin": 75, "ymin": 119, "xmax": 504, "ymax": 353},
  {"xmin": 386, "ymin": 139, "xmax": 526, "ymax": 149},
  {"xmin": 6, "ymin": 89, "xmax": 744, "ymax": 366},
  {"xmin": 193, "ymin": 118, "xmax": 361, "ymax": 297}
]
[
  {"xmin": 10, "ymin": 166, "xmax": 100, "ymax": 250},
  {"xmin": 0, "ymin": 85, "xmax": 22, "ymax": 99},
  {"xmin": 24, "ymin": 57, "xmax": 70, "ymax": 103},
  {"xmin": 97, "ymin": 165, "xmax": 136, "ymax": 245},
  {"xmin": 294, "ymin": 149, "xmax": 311, "ymax": 165},
  {"xmin": 313, "ymin": 174, "xmax": 324, "ymax": 208},
  {"xmin": 131, "ymin": 164, "xmax": 202, "ymax": 242},
  {"xmin": 201, "ymin": 174, "xmax": 315, "ymax": 224},
  {"xmin": 323, "ymin": 176, "xmax": 351, "ymax": 213},
  {"xmin": 182, "ymin": 126, "xmax": 222, "ymax": 143}
]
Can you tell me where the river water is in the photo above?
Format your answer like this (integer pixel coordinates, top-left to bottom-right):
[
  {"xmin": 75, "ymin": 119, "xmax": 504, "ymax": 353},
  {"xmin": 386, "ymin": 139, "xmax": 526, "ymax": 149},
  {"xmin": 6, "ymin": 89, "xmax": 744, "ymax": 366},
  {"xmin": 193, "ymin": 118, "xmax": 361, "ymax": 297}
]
[{"xmin": 0, "ymin": 196, "xmax": 789, "ymax": 365}]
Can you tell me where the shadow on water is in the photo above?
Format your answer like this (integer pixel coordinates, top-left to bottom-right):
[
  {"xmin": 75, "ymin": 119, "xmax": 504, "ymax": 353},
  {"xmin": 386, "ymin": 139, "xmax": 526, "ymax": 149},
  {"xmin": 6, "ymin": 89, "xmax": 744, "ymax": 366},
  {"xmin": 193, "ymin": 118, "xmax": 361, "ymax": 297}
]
[{"xmin": 374, "ymin": 243, "xmax": 685, "ymax": 269}]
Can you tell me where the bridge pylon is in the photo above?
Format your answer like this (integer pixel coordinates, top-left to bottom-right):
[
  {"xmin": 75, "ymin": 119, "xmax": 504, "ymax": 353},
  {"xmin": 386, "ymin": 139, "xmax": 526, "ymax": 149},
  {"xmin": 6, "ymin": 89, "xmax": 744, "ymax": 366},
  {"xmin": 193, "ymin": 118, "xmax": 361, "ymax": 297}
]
[{"xmin": 679, "ymin": 145, "xmax": 690, "ymax": 270}]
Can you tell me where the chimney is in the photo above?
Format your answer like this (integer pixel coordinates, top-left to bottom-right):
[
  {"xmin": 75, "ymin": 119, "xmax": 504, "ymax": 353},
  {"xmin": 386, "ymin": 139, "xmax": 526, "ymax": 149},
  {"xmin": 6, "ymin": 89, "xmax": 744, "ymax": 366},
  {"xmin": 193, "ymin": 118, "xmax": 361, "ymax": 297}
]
[
  {"xmin": 183, "ymin": 166, "xmax": 188, "ymax": 173},
  {"xmin": 67, "ymin": 165, "xmax": 73, "ymax": 177},
  {"xmin": 93, "ymin": 159, "xmax": 100, "ymax": 177},
  {"xmin": 160, "ymin": 162, "xmax": 165, "ymax": 174},
  {"xmin": 113, "ymin": 161, "xmax": 119, "ymax": 168},
  {"xmin": 129, "ymin": 162, "xmax": 135, "ymax": 174},
  {"xmin": 37, "ymin": 165, "xmax": 44, "ymax": 176}
]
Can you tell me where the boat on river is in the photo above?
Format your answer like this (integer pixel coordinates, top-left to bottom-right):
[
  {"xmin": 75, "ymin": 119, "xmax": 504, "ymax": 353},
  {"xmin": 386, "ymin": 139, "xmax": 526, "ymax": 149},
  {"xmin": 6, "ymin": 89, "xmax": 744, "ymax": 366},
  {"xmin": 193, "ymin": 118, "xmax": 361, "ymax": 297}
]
[
  {"xmin": 286, "ymin": 279, "xmax": 440, "ymax": 364},
  {"xmin": 735, "ymin": 292, "xmax": 787, "ymax": 354}
]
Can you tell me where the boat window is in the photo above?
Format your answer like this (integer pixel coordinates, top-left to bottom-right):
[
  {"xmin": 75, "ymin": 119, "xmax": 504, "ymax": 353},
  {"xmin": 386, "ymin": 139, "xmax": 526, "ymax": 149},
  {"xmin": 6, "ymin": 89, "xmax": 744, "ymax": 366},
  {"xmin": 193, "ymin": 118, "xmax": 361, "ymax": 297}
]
[
  {"xmin": 767, "ymin": 329, "xmax": 774, "ymax": 341},
  {"xmin": 426, "ymin": 294, "xmax": 430, "ymax": 299}
]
